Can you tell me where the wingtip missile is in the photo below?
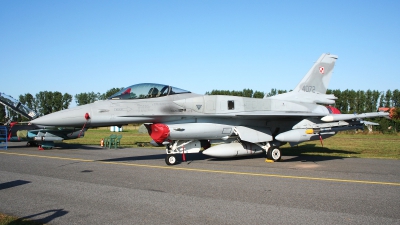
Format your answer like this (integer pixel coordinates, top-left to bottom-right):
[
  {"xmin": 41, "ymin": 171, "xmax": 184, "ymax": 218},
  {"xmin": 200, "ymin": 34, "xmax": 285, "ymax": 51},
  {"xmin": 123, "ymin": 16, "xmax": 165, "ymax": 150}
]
[{"xmin": 321, "ymin": 112, "xmax": 390, "ymax": 122}]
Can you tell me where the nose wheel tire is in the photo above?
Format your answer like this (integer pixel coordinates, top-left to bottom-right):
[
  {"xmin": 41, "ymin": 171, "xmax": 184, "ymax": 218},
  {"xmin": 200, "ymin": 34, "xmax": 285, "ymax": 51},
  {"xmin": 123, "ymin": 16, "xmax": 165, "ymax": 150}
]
[
  {"xmin": 165, "ymin": 154, "xmax": 178, "ymax": 165},
  {"xmin": 267, "ymin": 147, "xmax": 281, "ymax": 162}
]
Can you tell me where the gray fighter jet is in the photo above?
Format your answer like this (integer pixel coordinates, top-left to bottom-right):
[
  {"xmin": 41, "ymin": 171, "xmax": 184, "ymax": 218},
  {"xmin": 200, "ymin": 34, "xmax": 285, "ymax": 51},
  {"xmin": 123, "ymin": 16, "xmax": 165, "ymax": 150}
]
[{"xmin": 31, "ymin": 53, "xmax": 389, "ymax": 164}]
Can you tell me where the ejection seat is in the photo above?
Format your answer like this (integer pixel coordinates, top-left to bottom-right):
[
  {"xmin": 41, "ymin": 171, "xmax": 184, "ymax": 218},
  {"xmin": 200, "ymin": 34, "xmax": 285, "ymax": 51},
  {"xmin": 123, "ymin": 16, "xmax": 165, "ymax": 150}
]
[{"xmin": 147, "ymin": 87, "xmax": 159, "ymax": 98}]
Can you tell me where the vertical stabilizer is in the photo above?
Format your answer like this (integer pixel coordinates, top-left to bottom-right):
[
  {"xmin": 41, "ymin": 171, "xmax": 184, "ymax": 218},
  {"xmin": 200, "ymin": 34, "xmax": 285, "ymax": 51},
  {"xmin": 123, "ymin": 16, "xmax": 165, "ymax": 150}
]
[{"xmin": 293, "ymin": 53, "xmax": 338, "ymax": 94}]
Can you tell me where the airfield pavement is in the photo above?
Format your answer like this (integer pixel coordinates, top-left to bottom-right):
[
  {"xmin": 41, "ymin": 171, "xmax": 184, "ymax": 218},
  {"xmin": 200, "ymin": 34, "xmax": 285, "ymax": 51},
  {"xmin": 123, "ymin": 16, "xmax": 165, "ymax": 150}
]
[{"xmin": 0, "ymin": 142, "xmax": 399, "ymax": 224}]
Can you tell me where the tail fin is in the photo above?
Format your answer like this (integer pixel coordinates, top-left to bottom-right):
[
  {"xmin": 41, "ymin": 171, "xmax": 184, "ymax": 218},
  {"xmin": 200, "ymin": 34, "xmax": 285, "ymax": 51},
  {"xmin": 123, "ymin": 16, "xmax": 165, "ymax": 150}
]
[
  {"xmin": 266, "ymin": 53, "xmax": 338, "ymax": 104},
  {"xmin": 292, "ymin": 53, "xmax": 338, "ymax": 94}
]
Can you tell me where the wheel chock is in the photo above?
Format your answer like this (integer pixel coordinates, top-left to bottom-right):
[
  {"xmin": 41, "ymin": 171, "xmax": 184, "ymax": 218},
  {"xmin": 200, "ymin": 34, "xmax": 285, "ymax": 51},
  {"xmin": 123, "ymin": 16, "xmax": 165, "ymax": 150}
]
[{"xmin": 265, "ymin": 159, "xmax": 274, "ymax": 163}]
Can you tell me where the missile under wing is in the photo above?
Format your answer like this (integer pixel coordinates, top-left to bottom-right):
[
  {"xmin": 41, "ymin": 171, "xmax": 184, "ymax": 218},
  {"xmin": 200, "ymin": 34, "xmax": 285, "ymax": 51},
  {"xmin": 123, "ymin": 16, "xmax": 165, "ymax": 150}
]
[{"xmin": 31, "ymin": 53, "xmax": 390, "ymax": 164}]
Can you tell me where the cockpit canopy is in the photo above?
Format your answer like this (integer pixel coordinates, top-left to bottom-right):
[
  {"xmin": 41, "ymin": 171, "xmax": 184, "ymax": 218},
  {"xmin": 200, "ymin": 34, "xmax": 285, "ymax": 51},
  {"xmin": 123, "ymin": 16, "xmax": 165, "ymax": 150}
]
[{"xmin": 108, "ymin": 83, "xmax": 191, "ymax": 100}]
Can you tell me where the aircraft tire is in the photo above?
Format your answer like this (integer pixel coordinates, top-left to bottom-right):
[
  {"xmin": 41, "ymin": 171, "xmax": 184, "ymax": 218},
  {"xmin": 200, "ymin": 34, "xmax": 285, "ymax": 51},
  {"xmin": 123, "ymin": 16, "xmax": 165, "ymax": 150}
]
[
  {"xmin": 165, "ymin": 154, "xmax": 178, "ymax": 165},
  {"xmin": 267, "ymin": 147, "xmax": 281, "ymax": 162},
  {"xmin": 27, "ymin": 141, "xmax": 38, "ymax": 147}
]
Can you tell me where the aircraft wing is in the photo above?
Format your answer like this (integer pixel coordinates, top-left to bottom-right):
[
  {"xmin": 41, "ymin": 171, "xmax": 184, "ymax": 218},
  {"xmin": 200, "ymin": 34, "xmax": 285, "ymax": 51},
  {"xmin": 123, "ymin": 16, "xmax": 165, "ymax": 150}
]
[
  {"xmin": 120, "ymin": 111, "xmax": 389, "ymax": 122},
  {"xmin": 118, "ymin": 112, "xmax": 328, "ymax": 123},
  {"xmin": 236, "ymin": 111, "xmax": 390, "ymax": 122},
  {"xmin": 228, "ymin": 111, "xmax": 329, "ymax": 119}
]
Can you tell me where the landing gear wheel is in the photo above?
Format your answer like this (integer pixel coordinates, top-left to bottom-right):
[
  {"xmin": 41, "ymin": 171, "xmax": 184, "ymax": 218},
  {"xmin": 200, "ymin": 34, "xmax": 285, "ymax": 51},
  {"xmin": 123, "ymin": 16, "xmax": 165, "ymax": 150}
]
[
  {"xmin": 267, "ymin": 147, "xmax": 281, "ymax": 162},
  {"xmin": 165, "ymin": 154, "xmax": 178, "ymax": 165},
  {"xmin": 27, "ymin": 141, "xmax": 38, "ymax": 147}
]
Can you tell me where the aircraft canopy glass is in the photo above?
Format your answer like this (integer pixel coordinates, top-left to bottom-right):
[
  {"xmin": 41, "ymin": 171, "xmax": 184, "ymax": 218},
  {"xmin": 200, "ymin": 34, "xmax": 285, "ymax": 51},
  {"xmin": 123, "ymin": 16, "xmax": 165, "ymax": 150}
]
[{"xmin": 108, "ymin": 83, "xmax": 191, "ymax": 100}]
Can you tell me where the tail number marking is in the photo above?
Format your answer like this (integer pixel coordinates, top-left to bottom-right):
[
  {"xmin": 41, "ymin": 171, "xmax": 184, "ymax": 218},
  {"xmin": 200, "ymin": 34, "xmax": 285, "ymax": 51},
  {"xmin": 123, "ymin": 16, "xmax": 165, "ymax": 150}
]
[{"xmin": 302, "ymin": 86, "xmax": 315, "ymax": 93}]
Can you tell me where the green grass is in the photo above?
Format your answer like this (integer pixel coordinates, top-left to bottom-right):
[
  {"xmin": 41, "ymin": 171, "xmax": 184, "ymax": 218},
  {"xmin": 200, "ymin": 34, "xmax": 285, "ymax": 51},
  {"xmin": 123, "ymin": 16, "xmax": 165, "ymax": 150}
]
[
  {"xmin": 0, "ymin": 213, "xmax": 43, "ymax": 225},
  {"xmin": 64, "ymin": 125, "xmax": 153, "ymax": 147},
  {"xmin": 281, "ymin": 133, "xmax": 400, "ymax": 159},
  {"xmin": 64, "ymin": 125, "xmax": 400, "ymax": 159}
]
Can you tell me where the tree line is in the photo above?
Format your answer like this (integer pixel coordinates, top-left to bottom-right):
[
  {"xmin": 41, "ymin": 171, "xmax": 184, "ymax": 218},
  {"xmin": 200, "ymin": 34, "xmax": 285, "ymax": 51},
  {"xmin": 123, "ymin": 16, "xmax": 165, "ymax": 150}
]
[
  {"xmin": 73, "ymin": 88, "xmax": 122, "ymax": 106},
  {"xmin": 0, "ymin": 88, "xmax": 122, "ymax": 123},
  {"xmin": 1, "ymin": 91, "xmax": 72, "ymax": 123}
]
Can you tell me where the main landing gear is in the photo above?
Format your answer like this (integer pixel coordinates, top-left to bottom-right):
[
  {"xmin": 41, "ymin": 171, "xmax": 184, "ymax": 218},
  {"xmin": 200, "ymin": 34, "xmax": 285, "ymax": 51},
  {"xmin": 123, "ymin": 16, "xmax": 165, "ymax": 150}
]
[
  {"xmin": 164, "ymin": 140, "xmax": 204, "ymax": 165},
  {"xmin": 165, "ymin": 154, "xmax": 178, "ymax": 165},
  {"xmin": 163, "ymin": 140, "xmax": 283, "ymax": 165},
  {"xmin": 266, "ymin": 146, "xmax": 281, "ymax": 162}
]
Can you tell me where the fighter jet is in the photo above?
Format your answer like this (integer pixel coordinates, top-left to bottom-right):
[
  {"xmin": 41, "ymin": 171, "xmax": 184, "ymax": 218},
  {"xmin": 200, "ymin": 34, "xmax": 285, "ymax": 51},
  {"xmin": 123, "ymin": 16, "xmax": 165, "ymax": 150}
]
[
  {"xmin": 31, "ymin": 53, "xmax": 390, "ymax": 164},
  {"xmin": 0, "ymin": 92, "xmax": 86, "ymax": 149}
]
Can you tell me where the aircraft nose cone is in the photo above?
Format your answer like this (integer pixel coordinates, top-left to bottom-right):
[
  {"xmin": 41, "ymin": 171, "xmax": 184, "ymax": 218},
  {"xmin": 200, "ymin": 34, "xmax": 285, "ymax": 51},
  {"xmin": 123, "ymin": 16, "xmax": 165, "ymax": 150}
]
[{"xmin": 31, "ymin": 106, "xmax": 91, "ymax": 127}]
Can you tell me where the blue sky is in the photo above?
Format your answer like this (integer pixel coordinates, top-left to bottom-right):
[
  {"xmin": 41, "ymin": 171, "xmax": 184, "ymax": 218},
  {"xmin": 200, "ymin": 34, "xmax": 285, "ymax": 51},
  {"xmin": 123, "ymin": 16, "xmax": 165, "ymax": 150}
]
[{"xmin": 1, "ymin": 0, "xmax": 399, "ymax": 106}]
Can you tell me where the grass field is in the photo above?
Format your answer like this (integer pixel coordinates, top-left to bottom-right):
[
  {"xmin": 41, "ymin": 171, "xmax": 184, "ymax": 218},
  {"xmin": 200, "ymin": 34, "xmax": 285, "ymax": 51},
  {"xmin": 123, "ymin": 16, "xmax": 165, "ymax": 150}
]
[
  {"xmin": 64, "ymin": 125, "xmax": 153, "ymax": 147},
  {"xmin": 0, "ymin": 213, "xmax": 42, "ymax": 225},
  {"xmin": 64, "ymin": 125, "xmax": 400, "ymax": 159},
  {"xmin": 281, "ymin": 133, "xmax": 400, "ymax": 159}
]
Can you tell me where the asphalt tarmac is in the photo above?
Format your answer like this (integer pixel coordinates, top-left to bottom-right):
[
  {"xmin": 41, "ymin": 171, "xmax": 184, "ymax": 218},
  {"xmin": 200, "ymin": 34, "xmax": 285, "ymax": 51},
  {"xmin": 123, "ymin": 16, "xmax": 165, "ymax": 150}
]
[{"xmin": 0, "ymin": 142, "xmax": 399, "ymax": 224}]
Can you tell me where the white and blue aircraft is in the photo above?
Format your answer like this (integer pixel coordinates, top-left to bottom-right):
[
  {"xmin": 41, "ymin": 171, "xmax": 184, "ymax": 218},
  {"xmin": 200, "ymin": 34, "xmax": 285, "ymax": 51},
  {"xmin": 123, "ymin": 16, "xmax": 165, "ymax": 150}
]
[{"xmin": 0, "ymin": 92, "xmax": 85, "ymax": 149}]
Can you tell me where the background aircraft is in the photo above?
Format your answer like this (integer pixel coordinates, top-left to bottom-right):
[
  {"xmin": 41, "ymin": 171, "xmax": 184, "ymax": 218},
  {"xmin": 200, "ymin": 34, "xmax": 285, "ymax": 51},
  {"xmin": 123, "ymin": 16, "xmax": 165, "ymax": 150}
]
[
  {"xmin": 31, "ymin": 53, "xmax": 389, "ymax": 163},
  {"xmin": 0, "ymin": 92, "xmax": 85, "ymax": 149}
]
